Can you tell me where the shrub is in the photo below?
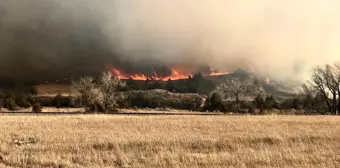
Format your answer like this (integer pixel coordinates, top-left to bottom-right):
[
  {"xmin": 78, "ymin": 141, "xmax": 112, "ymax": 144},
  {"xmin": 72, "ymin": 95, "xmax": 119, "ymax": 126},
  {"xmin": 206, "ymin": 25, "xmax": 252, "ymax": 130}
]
[
  {"xmin": 36, "ymin": 96, "xmax": 54, "ymax": 107},
  {"xmin": 34, "ymin": 95, "xmax": 73, "ymax": 108},
  {"xmin": 120, "ymin": 90, "xmax": 203, "ymax": 111},
  {"xmin": 15, "ymin": 94, "xmax": 32, "ymax": 108},
  {"xmin": 53, "ymin": 93, "xmax": 71, "ymax": 108},
  {"xmin": 27, "ymin": 95, "xmax": 36, "ymax": 104},
  {"xmin": 248, "ymin": 105, "xmax": 256, "ymax": 114},
  {"xmin": 254, "ymin": 94, "xmax": 265, "ymax": 114},
  {"xmin": 32, "ymin": 102, "xmax": 42, "ymax": 112},
  {"xmin": 291, "ymin": 98, "xmax": 302, "ymax": 110},
  {"xmin": 202, "ymin": 92, "xmax": 224, "ymax": 112},
  {"xmin": 19, "ymin": 99, "xmax": 31, "ymax": 108},
  {"xmin": 116, "ymin": 97, "xmax": 132, "ymax": 108},
  {"xmin": 0, "ymin": 98, "xmax": 3, "ymax": 108},
  {"xmin": 280, "ymin": 98, "xmax": 303, "ymax": 110},
  {"xmin": 54, "ymin": 94, "xmax": 62, "ymax": 108},
  {"xmin": 264, "ymin": 95, "xmax": 278, "ymax": 110},
  {"xmin": 4, "ymin": 98, "xmax": 17, "ymax": 111}
]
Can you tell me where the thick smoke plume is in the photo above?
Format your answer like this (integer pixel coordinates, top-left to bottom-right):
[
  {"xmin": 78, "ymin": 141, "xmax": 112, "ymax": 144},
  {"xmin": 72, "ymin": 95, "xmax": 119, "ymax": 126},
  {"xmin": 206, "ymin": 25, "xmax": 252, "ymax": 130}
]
[{"xmin": 0, "ymin": 0, "xmax": 339, "ymax": 83}]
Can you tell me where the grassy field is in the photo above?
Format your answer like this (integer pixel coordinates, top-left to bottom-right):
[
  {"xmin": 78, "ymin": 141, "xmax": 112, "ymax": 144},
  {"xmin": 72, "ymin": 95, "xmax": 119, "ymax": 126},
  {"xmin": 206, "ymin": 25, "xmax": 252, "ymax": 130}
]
[{"xmin": 0, "ymin": 115, "xmax": 340, "ymax": 168}]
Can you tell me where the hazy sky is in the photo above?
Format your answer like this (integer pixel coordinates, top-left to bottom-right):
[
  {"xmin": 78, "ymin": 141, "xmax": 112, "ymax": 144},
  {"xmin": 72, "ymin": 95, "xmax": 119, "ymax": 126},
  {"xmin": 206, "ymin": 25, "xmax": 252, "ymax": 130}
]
[
  {"xmin": 108, "ymin": 0, "xmax": 340, "ymax": 81},
  {"xmin": 0, "ymin": 0, "xmax": 340, "ymax": 82}
]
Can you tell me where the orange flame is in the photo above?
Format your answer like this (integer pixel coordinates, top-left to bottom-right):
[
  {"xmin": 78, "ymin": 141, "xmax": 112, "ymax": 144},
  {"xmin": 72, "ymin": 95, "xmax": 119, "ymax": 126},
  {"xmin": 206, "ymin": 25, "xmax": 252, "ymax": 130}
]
[
  {"xmin": 112, "ymin": 68, "xmax": 229, "ymax": 81},
  {"xmin": 208, "ymin": 68, "xmax": 229, "ymax": 76}
]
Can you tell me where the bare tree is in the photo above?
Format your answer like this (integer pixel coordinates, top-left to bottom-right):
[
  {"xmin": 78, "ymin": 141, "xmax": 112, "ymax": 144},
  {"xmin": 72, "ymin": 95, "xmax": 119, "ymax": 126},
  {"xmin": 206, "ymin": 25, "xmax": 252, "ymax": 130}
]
[
  {"xmin": 72, "ymin": 76, "xmax": 97, "ymax": 111},
  {"xmin": 72, "ymin": 71, "xmax": 125, "ymax": 113},
  {"xmin": 300, "ymin": 83, "xmax": 315, "ymax": 110},
  {"xmin": 324, "ymin": 65, "xmax": 338, "ymax": 113},
  {"xmin": 308, "ymin": 63, "xmax": 340, "ymax": 114},
  {"xmin": 99, "ymin": 71, "xmax": 126, "ymax": 112},
  {"xmin": 309, "ymin": 67, "xmax": 331, "ymax": 113},
  {"xmin": 214, "ymin": 77, "xmax": 258, "ymax": 111},
  {"xmin": 333, "ymin": 62, "xmax": 340, "ymax": 115}
]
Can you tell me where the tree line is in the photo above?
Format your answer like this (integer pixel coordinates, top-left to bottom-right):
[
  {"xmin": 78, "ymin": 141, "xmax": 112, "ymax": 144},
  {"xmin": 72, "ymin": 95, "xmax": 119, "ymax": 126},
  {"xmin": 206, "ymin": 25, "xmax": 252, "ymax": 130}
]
[
  {"xmin": 71, "ymin": 71, "xmax": 318, "ymax": 114},
  {"xmin": 1, "ymin": 62, "xmax": 339, "ymax": 115}
]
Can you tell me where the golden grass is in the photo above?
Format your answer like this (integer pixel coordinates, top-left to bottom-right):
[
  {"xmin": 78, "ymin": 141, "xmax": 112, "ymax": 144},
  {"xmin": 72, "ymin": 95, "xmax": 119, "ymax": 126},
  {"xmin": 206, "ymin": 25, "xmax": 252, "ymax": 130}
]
[
  {"xmin": 0, "ymin": 115, "xmax": 340, "ymax": 168},
  {"xmin": 0, "ymin": 107, "xmax": 85, "ymax": 113}
]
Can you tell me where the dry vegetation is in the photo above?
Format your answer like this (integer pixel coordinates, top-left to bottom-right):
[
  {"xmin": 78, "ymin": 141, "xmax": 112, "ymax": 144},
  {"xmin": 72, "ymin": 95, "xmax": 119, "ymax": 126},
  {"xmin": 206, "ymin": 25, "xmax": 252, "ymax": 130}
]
[
  {"xmin": 0, "ymin": 115, "xmax": 340, "ymax": 168},
  {"xmin": 34, "ymin": 84, "xmax": 72, "ymax": 97}
]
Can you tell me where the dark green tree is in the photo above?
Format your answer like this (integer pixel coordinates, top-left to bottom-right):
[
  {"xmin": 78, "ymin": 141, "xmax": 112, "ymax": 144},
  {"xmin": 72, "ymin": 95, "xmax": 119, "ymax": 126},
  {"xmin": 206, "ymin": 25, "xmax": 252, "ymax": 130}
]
[
  {"xmin": 4, "ymin": 98, "xmax": 17, "ymax": 111},
  {"xmin": 32, "ymin": 102, "xmax": 42, "ymax": 112},
  {"xmin": 203, "ymin": 92, "xmax": 224, "ymax": 112},
  {"xmin": 264, "ymin": 95, "xmax": 277, "ymax": 110},
  {"xmin": 54, "ymin": 93, "xmax": 63, "ymax": 108},
  {"xmin": 254, "ymin": 94, "xmax": 265, "ymax": 113}
]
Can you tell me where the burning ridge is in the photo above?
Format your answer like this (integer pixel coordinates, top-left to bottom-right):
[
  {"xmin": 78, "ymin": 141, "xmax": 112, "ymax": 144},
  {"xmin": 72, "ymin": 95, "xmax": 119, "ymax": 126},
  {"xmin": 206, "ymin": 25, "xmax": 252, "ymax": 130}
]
[{"xmin": 112, "ymin": 67, "xmax": 229, "ymax": 81}]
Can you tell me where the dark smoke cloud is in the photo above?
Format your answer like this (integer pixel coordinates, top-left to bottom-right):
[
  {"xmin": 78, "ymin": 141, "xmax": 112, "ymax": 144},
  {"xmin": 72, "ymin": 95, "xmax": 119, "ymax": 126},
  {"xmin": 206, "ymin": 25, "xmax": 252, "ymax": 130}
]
[
  {"xmin": 0, "ymin": 0, "xmax": 121, "ymax": 83},
  {"xmin": 0, "ymin": 0, "xmax": 339, "ymax": 83}
]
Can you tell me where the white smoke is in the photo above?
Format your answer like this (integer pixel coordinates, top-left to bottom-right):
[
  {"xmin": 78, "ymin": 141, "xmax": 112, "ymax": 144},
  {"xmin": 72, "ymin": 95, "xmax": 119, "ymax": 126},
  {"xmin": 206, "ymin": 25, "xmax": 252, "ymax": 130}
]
[{"xmin": 103, "ymin": 0, "xmax": 340, "ymax": 82}]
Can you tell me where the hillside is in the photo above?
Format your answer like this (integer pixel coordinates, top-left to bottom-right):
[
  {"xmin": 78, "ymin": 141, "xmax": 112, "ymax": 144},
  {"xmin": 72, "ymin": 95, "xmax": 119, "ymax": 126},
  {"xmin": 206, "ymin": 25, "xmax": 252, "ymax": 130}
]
[{"xmin": 33, "ymin": 71, "xmax": 298, "ymax": 101}]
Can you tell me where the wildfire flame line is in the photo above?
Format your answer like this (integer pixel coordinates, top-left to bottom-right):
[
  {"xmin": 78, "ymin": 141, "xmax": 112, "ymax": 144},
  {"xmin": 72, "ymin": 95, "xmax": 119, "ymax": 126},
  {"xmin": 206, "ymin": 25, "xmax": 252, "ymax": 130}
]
[{"xmin": 112, "ymin": 68, "xmax": 229, "ymax": 81}]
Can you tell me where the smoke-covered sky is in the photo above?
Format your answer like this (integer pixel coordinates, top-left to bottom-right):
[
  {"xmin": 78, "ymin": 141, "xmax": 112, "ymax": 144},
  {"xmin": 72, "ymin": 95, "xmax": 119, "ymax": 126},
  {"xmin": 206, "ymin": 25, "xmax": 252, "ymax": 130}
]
[{"xmin": 0, "ymin": 0, "xmax": 339, "ymax": 83}]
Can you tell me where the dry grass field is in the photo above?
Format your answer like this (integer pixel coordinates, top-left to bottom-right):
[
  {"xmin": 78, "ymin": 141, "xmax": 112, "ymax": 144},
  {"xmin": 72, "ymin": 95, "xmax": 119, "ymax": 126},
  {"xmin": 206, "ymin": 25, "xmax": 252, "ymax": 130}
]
[{"xmin": 0, "ymin": 115, "xmax": 340, "ymax": 168}]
